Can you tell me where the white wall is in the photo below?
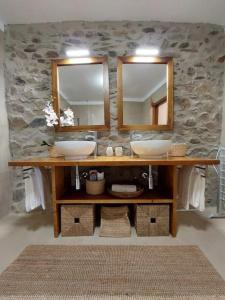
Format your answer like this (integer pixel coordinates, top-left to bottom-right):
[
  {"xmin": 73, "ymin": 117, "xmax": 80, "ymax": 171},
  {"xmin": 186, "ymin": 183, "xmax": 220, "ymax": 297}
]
[
  {"xmin": 221, "ymin": 72, "xmax": 225, "ymax": 147},
  {"xmin": 73, "ymin": 105, "xmax": 104, "ymax": 125},
  {"xmin": 123, "ymin": 102, "xmax": 143, "ymax": 124},
  {"xmin": 0, "ymin": 29, "xmax": 11, "ymax": 217}
]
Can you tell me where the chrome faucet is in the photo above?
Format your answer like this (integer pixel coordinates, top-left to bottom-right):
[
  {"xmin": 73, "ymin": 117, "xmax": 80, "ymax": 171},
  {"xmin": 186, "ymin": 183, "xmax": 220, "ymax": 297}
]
[
  {"xmin": 141, "ymin": 165, "xmax": 153, "ymax": 190},
  {"xmin": 75, "ymin": 165, "xmax": 80, "ymax": 190},
  {"xmin": 85, "ymin": 131, "xmax": 98, "ymax": 157},
  {"xmin": 130, "ymin": 132, "xmax": 143, "ymax": 141}
]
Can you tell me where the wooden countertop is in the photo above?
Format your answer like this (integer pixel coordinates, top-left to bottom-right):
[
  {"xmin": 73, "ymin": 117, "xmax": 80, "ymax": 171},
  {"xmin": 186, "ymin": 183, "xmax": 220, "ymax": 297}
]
[{"xmin": 8, "ymin": 156, "xmax": 219, "ymax": 167}]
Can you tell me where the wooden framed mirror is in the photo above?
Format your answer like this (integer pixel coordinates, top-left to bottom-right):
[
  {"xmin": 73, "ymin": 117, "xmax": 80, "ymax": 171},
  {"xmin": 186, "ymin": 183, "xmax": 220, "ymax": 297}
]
[
  {"xmin": 52, "ymin": 56, "xmax": 110, "ymax": 131},
  {"xmin": 117, "ymin": 56, "xmax": 173, "ymax": 131}
]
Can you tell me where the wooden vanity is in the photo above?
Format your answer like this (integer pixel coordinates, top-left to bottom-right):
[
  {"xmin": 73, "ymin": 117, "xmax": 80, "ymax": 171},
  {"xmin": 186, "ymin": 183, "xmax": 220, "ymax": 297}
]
[{"xmin": 9, "ymin": 156, "xmax": 219, "ymax": 238}]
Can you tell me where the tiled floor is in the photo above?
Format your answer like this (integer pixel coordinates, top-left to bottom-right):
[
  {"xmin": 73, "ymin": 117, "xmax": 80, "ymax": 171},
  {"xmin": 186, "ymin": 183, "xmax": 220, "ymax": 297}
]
[{"xmin": 0, "ymin": 209, "xmax": 225, "ymax": 280}]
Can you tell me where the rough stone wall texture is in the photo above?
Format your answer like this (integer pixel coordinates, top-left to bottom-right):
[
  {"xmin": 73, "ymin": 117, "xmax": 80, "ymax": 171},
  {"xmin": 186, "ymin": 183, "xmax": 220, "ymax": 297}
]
[{"xmin": 4, "ymin": 21, "xmax": 225, "ymax": 212}]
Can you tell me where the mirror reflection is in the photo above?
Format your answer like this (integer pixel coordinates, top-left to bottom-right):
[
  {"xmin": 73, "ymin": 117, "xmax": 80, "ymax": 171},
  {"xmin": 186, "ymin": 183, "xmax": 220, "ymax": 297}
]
[
  {"xmin": 58, "ymin": 64, "xmax": 105, "ymax": 126},
  {"xmin": 123, "ymin": 63, "xmax": 168, "ymax": 125}
]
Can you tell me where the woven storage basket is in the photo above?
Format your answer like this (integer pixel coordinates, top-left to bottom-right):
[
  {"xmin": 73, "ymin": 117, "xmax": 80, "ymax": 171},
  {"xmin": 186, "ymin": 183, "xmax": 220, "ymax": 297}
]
[
  {"xmin": 48, "ymin": 146, "xmax": 64, "ymax": 158},
  {"xmin": 100, "ymin": 206, "xmax": 131, "ymax": 238},
  {"xmin": 135, "ymin": 204, "xmax": 169, "ymax": 236},
  {"xmin": 61, "ymin": 205, "xmax": 95, "ymax": 237},
  {"xmin": 170, "ymin": 143, "xmax": 187, "ymax": 157},
  {"xmin": 86, "ymin": 179, "xmax": 105, "ymax": 195}
]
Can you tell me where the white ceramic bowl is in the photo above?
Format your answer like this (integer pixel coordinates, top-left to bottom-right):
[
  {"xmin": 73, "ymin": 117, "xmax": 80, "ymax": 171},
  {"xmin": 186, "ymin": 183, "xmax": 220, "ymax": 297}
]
[
  {"xmin": 130, "ymin": 140, "xmax": 172, "ymax": 158},
  {"xmin": 55, "ymin": 141, "xmax": 96, "ymax": 160}
]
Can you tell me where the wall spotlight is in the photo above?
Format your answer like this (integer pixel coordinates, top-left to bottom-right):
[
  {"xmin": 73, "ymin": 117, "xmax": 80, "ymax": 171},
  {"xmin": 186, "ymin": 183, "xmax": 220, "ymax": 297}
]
[
  {"xmin": 66, "ymin": 49, "xmax": 90, "ymax": 57},
  {"xmin": 135, "ymin": 48, "xmax": 159, "ymax": 56}
]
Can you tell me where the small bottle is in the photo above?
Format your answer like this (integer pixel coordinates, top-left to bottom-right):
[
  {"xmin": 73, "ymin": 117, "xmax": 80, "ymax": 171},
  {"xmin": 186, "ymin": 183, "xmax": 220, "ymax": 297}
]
[
  {"xmin": 115, "ymin": 146, "xmax": 123, "ymax": 157},
  {"xmin": 89, "ymin": 170, "xmax": 98, "ymax": 181},
  {"xmin": 106, "ymin": 146, "xmax": 114, "ymax": 156},
  {"xmin": 97, "ymin": 172, "xmax": 104, "ymax": 181}
]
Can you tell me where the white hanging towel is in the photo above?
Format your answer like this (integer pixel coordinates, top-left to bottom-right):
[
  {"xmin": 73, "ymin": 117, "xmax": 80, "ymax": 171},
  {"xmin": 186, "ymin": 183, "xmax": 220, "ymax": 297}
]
[
  {"xmin": 178, "ymin": 166, "xmax": 193, "ymax": 210},
  {"xmin": 188, "ymin": 167, "xmax": 205, "ymax": 212},
  {"xmin": 178, "ymin": 166, "xmax": 206, "ymax": 211},
  {"xmin": 23, "ymin": 167, "xmax": 46, "ymax": 212},
  {"xmin": 24, "ymin": 170, "xmax": 35, "ymax": 212}
]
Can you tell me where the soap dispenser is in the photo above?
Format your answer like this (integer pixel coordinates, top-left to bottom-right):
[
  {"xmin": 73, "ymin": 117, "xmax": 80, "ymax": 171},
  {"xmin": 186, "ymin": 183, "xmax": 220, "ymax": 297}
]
[{"xmin": 106, "ymin": 144, "xmax": 114, "ymax": 156}]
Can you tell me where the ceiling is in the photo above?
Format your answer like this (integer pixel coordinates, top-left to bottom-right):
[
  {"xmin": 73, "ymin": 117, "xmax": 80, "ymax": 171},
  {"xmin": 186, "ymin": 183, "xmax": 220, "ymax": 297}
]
[
  {"xmin": 58, "ymin": 64, "xmax": 104, "ymax": 104},
  {"xmin": 0, "ymin": 0, "xmax": 225, "ymax": 31},
  {"xmin": 123, "ymin": 64, "xmax": 166, "ymax": 101},
  {"xmin": 58, "ymin": 63, "xmax": 166, "ymax": 104}
]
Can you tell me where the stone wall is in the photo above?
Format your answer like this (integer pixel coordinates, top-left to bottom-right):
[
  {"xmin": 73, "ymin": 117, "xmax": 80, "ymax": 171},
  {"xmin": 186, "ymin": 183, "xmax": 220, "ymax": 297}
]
[{"xmin": 4, "ymin": 21, "xmax": 225, "ymax": 212}]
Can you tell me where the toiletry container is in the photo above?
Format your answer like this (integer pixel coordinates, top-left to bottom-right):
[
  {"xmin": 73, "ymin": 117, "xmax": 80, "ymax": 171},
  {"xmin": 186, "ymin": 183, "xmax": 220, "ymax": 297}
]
[
  {"xmin": 170, "ymin": 143, "xmax": 187, "ymax": 157},
  {"xmin": 86, "ymin": 179, "xmax": 105, "ymax": 195},
  {"xmin": 115, "ymin": 146, "xmax": 123, "ymax": 157},
  {"xmin": 106, "ymin": 146, "xmax": 114, "ymax": 156},
  {"xmin": 48, "ymin": 146, "xmax": 62, "ymax": 158}
]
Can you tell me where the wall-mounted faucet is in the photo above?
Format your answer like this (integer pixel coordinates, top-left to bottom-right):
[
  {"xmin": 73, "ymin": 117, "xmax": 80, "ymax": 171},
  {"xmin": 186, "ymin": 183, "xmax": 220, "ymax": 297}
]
[
  {"xmin": 85, "ymin": 131, "xmax": 98, "ymax": 157},
  {"xmin": 141, "ymin": 165, "xmax": 153, "ymax": 190},
  {"xmin": 71, "ymin": 166, "xmax": 81, "ymax": 190},
  {"xmin": 130, "ymin": 132, "xmax": 143, "ymax": 141},
  {"xmin": 75, "ymin": 165, "xmax": 80, "ymax": 190}
]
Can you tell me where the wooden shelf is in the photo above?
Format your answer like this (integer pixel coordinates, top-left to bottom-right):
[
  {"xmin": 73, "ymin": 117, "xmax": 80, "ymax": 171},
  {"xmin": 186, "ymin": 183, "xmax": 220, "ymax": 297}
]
[
  {"xmin": 9, "ymin": 155, "xmax": 218, "ymax": 238},
  {"xmin": 8, "ymin": 155, "xmax": 220, "ymax": 167},
  {"xmin": 56, "ymin": 189, "xmax": 173, "ymax": 204}
]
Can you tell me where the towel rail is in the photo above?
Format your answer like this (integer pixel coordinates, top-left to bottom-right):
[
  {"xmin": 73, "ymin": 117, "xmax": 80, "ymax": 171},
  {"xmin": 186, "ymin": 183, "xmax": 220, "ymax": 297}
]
[
  {"xmin": 210, "ymin": 146, "xmax": 225, "ymax": 218},
  {"xmin": 177, "ymin": 165, "xmax": 207, "ymax": 212}
]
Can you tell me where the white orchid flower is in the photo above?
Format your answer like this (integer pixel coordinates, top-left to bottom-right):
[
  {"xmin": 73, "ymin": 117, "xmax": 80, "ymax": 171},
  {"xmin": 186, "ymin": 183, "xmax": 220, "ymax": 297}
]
[
  {"xmin": 60, "ymin": 108, "xmax": 75, "ymax": 126},
  {"xmin": 43, "ymin": 102, "xmax": 58, "ymax": 127},
  {"xmin": 43, "ymin": 101, "xmax": 75, "ymax": 127}
]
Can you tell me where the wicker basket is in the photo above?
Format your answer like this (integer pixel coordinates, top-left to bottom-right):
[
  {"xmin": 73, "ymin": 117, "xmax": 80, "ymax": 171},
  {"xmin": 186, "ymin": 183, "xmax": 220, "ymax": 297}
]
[
  {"xmin": 48, "ymin": 146, "xmax": 64, "ymax": 158},
  {"xmin": 100, "ymin": 206, "xmax": 131, "ymax": 237},
  {"xmin": 86, "ymin": 179, "xmax": 105, "ymax": 195},
  {"xmin": 135, "ymin": 204, "xmax": 169, "ymax": 236},
  {"xmin": 170, "ymin": 143, "xmax": 187, "ymax": 157},
  {"xmin": 61, "ymin": 205, "xmax": 95, "ymax": 236}
]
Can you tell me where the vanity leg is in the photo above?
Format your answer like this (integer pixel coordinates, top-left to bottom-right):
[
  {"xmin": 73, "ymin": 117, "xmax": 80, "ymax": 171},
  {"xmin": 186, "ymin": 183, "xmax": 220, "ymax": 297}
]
[
  {"xmin": 171, "ymin": 203, "xmax": 177, "ymax": 237},
  {"xmin": 53, "ymin": 204, "xmax": 60, "ymax": 238},
  {"xmin": 51, "ymin": 167, "xmax": 61, "ymax": 238},
  {"xmin": 171, "ymin": 166, "xmax": 178, "ymax": 237}
]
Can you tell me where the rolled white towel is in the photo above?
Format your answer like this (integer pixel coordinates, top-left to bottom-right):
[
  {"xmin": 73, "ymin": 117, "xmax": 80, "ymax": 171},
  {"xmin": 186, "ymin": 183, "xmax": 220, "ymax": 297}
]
[{"xmin": 111, "ymin": 184, "xmax": 137, "ymax": 193}]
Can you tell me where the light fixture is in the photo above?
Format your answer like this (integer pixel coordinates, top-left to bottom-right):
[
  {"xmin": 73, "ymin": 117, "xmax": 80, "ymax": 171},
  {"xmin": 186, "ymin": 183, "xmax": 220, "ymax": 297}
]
[
  {"xmin": 66, "ymin": 49, "xmax": 90, "ymax": 57},
  {"xmin": 135, "ymin": 48, "xmax": 159, "ymax": 56}
]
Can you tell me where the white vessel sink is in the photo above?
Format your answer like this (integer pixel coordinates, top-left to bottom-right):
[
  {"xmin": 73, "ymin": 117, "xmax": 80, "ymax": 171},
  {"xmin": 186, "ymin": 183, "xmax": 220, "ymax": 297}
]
[
  {"xmin": 130, "ymin": 140, "xmax": 172, "ymax": 158},
  {"xmin": 55, "ymin": 141, "xmax": 96, "ymax": 160}
]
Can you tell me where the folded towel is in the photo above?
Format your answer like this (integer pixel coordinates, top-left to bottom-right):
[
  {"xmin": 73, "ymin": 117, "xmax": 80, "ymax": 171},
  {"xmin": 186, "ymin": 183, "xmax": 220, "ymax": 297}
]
[{"xmin": 111, "ymin": 184, "xmax": 137, "ymax": 193}]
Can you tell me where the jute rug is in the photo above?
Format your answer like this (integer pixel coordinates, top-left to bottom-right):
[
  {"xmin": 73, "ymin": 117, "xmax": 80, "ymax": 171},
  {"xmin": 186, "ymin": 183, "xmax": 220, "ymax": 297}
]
[{"xmin": 0, "ymin": 245, "xmax": 225, "ymax": 299}]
